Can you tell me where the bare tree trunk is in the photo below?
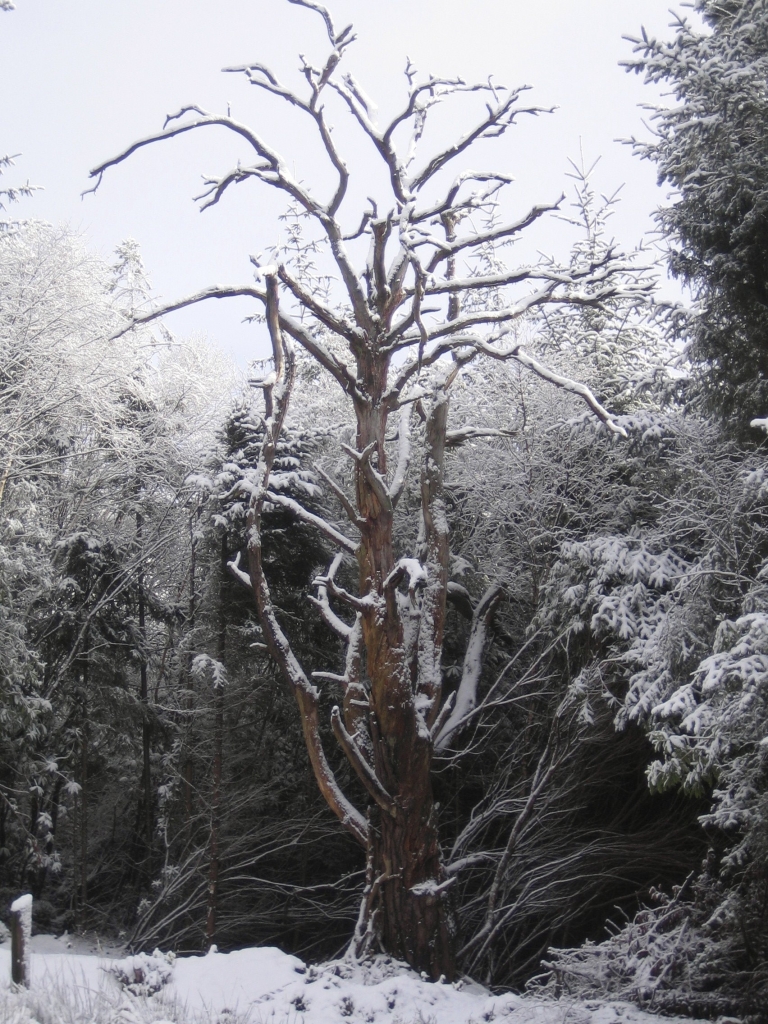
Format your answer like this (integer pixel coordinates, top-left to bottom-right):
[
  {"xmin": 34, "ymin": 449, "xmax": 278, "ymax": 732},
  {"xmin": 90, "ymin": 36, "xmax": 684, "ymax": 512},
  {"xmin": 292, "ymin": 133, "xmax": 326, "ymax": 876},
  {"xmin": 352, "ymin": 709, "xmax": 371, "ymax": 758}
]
[
  {"xmin": 80, "ymin": 687, "xmax": 88, "ymax": 920},
  {"xmin": 0, "ymin": 454, "xmax": 12, "ymax": 505},
  {"xmin": 205, "ymin": 685, "xmax": 223, "ymax": 949},
  {"xmin": 184, "ymin": 508, "xmax": 200, "ymax": 828},
  {"xmin": 137, "ymin": 512, "xmax": 153, "ymax": 860},
  {"xmin": 205, "ymin": 536, "xmax": 226, "ymax": 949},
  {"xmin": 350, "ymin": 393, "xmax": 455, "ymax": 978},
  {"xmin": 369, "ymin": 789, "xmax": 454, "ymax": 975},
  {"xmin": 184, "ymin": 758, "xmax": 194, "ymax": 828}
]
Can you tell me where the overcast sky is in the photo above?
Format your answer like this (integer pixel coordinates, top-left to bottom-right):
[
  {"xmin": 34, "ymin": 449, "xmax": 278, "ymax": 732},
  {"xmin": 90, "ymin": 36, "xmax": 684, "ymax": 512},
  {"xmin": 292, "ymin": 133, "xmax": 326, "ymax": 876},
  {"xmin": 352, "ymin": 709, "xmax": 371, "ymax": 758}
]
[{"xmin": 2, "ymin": 0, "xmax": 689, "ymax": 364}]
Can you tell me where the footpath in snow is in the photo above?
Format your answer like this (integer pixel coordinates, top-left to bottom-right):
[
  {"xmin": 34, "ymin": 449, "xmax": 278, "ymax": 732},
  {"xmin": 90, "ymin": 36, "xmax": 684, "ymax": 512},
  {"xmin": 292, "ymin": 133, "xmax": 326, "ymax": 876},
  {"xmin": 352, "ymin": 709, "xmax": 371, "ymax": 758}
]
[{"xmin": 0, "ymin": 938, "xmax": 712, "ymax": 1024}]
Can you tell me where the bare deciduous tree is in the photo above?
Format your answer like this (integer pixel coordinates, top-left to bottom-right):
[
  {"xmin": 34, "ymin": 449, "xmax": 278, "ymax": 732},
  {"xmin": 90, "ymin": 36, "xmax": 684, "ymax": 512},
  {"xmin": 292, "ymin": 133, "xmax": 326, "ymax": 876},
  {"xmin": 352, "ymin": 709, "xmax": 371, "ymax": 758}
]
[{"xmin": 89, "ymin": 0, "xmax": 651, "ymax": 978}]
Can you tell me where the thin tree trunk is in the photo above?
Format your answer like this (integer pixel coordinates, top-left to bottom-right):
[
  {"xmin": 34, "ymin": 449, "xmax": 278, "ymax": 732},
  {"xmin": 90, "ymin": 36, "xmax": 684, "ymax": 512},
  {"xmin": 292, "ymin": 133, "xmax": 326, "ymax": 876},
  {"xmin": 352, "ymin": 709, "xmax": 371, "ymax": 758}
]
[
  {"xmin": 80, "ymin": 670, "xmax": 89, "ymax": 921},
  {"xmin": 80, "ymin": 729, "xmax": 88, "ymax": 913},
  {"xmin": 137, "ymin": 512, "xmax": 152, "ymax": 859},
  {"xmin": 0, "ymin": 454, "xmax": 12, "ymax": 505},
  {"xmin": 205, "ymin": 690, "xmax": 223, "ymax": 948},
  {"xmin": 205, "ymin": 535, "xmax": 226, "ymax": 949},
  {"xmin": 184, "ymin": 509, "xmax": 200, "ymax": 827}
]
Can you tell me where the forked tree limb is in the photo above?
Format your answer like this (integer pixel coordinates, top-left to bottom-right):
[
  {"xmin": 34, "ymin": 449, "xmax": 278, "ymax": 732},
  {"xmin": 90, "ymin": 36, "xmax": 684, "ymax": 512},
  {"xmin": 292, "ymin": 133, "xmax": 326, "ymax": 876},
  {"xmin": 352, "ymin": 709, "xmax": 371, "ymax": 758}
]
[
  {"xmin": 421, "ymin": 199, "xmax": 563, "ymax": 274},
  {"xmin": 412, "ymin": 171, "xmax": 514, "ymax": 223},
  {"xmin": 275, "ymin": 263, "xmax": 363, "ymax": 346},
  {"xmin": 410, "ymin": 90, "xmax": 548, "ymax": 193},
  {"xmin": 308, "ymin": 551, "xmax": 354, "ymax": 638},
  {"xmin": 331, "ymin": 706, "xmax": 396, "ymax": 817}
]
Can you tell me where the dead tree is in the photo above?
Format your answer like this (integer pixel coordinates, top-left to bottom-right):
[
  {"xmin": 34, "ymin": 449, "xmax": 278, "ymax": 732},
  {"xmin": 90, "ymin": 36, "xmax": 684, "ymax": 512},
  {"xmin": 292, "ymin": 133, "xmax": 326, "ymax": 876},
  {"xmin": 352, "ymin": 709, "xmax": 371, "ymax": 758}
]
[{"xmin": 89, "ymin": 0, "xmax": 651, "ymax": 979}]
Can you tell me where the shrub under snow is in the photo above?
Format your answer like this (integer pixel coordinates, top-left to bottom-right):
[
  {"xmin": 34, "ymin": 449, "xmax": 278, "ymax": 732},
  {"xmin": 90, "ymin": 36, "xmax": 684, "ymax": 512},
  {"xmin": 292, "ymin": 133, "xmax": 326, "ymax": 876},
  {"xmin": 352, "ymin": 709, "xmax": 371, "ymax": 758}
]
[{"xmin": 532, "ymin": 873, "xmax": 768, "ymax": 1022}]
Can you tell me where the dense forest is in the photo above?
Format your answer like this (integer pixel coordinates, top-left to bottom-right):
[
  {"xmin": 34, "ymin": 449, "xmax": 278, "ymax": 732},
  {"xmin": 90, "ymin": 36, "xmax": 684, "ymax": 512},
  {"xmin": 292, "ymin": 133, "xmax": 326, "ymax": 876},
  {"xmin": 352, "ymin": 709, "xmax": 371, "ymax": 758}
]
[{"xmin": 3, "ymin": 1, "xmax": 768, "ymax": 1021}]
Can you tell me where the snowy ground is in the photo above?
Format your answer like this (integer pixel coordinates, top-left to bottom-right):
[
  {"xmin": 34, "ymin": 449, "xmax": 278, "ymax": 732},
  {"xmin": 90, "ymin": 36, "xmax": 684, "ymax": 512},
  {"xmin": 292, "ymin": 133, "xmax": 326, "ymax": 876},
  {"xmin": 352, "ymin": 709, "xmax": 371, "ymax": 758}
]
[{"xmin": 0, "ymin": 936, "xmax": 713, "ymax": 1024}]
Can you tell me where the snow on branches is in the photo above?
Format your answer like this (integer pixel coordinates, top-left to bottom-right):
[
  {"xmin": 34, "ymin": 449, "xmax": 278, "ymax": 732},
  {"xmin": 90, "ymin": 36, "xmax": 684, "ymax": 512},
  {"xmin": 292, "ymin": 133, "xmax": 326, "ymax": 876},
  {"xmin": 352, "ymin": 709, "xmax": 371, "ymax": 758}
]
[{"xmin": 86, "ymin": 0, "xmax": 655, "ymax": 978}]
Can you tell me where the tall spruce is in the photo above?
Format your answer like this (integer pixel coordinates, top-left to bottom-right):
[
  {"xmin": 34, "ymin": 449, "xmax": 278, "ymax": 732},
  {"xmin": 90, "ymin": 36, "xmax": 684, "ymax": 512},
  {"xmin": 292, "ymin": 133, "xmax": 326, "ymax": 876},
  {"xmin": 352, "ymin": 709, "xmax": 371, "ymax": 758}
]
[{"xmin": 626, "ymin": 0, "xmax": 768, "ymax": 424}]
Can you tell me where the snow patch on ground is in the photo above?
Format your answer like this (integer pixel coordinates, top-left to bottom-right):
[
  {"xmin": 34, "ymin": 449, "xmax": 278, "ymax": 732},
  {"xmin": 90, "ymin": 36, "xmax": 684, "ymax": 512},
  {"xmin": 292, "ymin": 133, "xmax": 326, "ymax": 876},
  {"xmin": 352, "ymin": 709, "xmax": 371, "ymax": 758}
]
[
  {"xmin": 0, "ymin": 942, "xmax": 714, "ymax": 1024},
  {"xmin": 27, "ymin": 930, "xmax": 127, "ymax": 957}
]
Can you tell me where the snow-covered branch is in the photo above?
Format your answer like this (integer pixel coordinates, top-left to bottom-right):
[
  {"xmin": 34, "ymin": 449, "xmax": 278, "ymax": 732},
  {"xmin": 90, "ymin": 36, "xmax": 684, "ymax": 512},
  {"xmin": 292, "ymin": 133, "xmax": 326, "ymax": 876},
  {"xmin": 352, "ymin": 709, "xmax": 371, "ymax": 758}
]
[
  {"xmin": 388, "ymin": 404, "xmax": 412, "ymax": 506},
  {"xmin": 480, "ymin": 342, "xmax": 628, "ymax": 437},
  {"xmin": 102, "ymin": 283, "xmax": 356, "ymax": 394},
  {"xmin": 411, "ymin": 171, "xmax": 514, "ymax": 224},
  {"xmin": 435, "ymin": 584, "xmax": 503, "ymax": 751},
  {"xmin": 276, "ymin": 263, "xmax": 363, "ymax": 346},
  {"xmin": 226, "ymin": 550, "xmax": 253, "ymax": 591},
  {"xmin": 445, "ymin": 426, "xmax": 518, "ymax": 447},
  {"xmin": 265, "ymin": 490, "xmax": 358, "ymax": 553},
  {"xmin": 331, "ymin": 706, "xmax": 396, "ymax": 816},
  {"xmin": 237, "ymin": 272, "xmax": 368, "ymax": 848},
  {"xmin": 410, "ymin": 88, "xmax": 550, "ymax": 193},
  {"xmin": 420, "ymin": 199, "xmax": 562, "ymax": 273},
  {"xmin": 313, "ymin": 464, "xmax": 364, "ymax": 528},
  {"xmin": 309, "ymin": 552, "xmax": 354, "ymax": 638}
]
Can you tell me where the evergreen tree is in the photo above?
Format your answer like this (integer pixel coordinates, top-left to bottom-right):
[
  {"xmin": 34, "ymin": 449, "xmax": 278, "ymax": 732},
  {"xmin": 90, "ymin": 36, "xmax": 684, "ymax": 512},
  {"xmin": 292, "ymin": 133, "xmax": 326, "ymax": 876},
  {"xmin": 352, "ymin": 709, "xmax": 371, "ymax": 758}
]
[{"xmin": 626, "ymin": 0, "xmax": 768, "ymax": 424}]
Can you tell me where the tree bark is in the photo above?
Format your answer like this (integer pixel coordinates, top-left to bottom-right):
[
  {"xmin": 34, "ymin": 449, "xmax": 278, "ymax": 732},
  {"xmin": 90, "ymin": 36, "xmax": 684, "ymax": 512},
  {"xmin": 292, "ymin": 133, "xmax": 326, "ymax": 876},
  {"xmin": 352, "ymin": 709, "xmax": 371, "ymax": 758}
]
[
  {"xmin": 369, "ymin": 784, "xmax": 455, "ymax": 977},
  {"xmin": 10, "ymin": 894, "xmax": 32, "ymax": 987},
  {"xmin": 205, "ymin": 684, "xmax": 223, "ymax": 949},
  {"xmin": 352, "ymin": 393, "xmax": 455, "ymax": 979}
]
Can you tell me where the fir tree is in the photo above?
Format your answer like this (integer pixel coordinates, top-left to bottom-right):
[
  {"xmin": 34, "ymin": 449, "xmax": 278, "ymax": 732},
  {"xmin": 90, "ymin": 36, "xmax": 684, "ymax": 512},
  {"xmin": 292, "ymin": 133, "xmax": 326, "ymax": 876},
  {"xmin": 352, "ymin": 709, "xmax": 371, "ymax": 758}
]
[{"xmin": 627, "ymin": 0, "xmax": 768, "ymax": 424}]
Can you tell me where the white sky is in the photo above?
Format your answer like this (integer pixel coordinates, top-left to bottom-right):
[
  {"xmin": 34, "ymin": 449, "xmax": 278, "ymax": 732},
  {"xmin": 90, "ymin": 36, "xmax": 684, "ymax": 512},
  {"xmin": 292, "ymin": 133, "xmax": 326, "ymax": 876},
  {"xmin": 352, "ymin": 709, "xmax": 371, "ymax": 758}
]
[{"xmin": 1, "ymin": 0, "xmax": 687, "ymax": 364}]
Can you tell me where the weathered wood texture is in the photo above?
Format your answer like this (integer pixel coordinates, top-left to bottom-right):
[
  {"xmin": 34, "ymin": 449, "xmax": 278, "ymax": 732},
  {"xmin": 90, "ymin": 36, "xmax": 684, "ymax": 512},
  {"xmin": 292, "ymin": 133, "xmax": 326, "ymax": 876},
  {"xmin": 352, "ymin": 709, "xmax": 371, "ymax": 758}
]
[{"xmin": 10, "ymin": 893, "xmax": 32, "ymax": 987}]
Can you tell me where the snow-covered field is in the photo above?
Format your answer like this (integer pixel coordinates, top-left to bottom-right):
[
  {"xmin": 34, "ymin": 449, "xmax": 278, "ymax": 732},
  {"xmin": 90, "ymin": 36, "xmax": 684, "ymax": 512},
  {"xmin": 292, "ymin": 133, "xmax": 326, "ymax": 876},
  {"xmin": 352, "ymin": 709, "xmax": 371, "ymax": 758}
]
[{"xmin": 0, "ymin": 937, "xmax": 712, "ymax": 1024}]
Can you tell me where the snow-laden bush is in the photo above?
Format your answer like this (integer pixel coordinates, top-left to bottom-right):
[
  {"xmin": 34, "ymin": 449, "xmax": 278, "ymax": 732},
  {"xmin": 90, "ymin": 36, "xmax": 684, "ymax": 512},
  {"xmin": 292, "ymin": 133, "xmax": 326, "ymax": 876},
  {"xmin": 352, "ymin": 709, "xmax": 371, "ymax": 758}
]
[
  {"xmin": 108, "ymin": 949, "xmax": 175, "ymax": 997},
  {"xmin": 531, "ymin": 870, "xmax": 767, "ymax": 1022}
]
